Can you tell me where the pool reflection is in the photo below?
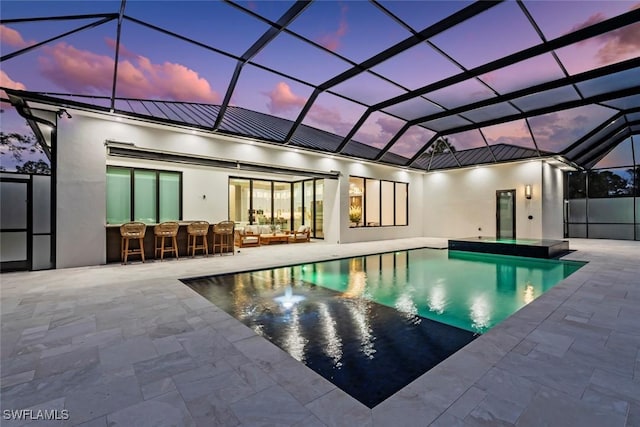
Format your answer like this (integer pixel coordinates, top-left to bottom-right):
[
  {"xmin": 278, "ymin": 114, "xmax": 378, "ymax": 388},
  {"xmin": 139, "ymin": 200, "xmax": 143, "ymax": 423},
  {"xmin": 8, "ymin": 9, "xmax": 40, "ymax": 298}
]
[
  {"xmin": 182, "ymin": 248, "xmax": 583, "ymax": 407},
  {"xmin": 183, "ymin": 264, "xmax": 476, "ymax": 408}
]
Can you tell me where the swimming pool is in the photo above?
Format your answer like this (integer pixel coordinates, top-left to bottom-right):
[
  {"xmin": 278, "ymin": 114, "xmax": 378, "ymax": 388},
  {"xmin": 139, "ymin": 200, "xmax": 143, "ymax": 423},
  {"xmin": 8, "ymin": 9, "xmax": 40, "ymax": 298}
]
[
  {"xmin": 304, "ymin": 249, "xmax": 585, "ymax": 333},
  {"xmin": 182, "ymin": 248, "xmax": 585, "ymax": 407}
]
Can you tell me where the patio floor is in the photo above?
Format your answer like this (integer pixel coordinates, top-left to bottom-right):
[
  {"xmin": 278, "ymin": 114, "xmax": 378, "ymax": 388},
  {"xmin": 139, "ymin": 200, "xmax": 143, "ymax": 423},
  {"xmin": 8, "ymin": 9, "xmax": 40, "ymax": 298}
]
[{"xmin": 1, "ymin": 238, "xmax": 639, "ymax": 426}]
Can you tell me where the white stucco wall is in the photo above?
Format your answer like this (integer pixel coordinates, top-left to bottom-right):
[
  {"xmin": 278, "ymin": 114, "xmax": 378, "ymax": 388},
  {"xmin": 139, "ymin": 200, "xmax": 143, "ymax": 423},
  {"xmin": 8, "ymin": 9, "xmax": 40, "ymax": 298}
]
[
  {"xmin": 52, "ymin": 110, "xmax": 566, "ymax": 268},
  {"xmin": 541, "ymin": 162, "xmax": 565, "ymax": 239},
  {"xmin": 423, "ymin": 161, "xmax": 547, "ymax": 239},
  {"xmin": 53, "ymin": 112, "xmax": 424, "ymax": 266},
  {"xmin": 56, "ymin": 115, "xmax": 107, "ymax": 268}
]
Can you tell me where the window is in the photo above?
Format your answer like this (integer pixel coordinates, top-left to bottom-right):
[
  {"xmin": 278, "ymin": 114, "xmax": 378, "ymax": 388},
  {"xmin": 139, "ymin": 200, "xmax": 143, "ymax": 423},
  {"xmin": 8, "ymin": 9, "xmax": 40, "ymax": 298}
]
[
  {"xmin": 106, "ymin": 166, "xmax": 182, "ymax": 224},
  {"xmin": 228, "ymin": 177, "xmax": 324, "ymax": 238},
  {"xmin": 395, "ymin": 182, "xmax": 408, "ymax": 226},
  {"xmin": 349, "ymin": 176, "xmax": 408, "ymax": 227}
]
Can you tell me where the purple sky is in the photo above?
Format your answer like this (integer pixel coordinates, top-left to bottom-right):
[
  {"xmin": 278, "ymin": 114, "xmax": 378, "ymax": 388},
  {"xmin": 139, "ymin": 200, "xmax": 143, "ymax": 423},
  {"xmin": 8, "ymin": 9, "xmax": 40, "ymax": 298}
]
[{"xmin": 1, "ymin": 0, "xmax": 638, "ymax": 163}]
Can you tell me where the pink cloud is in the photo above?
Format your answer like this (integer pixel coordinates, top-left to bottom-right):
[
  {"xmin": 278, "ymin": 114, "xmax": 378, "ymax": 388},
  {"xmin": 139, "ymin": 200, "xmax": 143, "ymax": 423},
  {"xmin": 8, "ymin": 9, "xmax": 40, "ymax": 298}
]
[
  {"xmin": 38, "ymin": 40, "xmax": 220, "ymax": 103},
  {"xmin": 263, "ymin": 82, "xmax": 306, "ymax": 114},
  {"xmin": 570, "ymin": 4, "xmax": 640, "ymax": 66},
  {"xmin": 0, "ymin": 25, "xmax": 34, "ymax": 49},
  {"xmin": 593, "ymin": 22, "xmax": 640, "ymax": 65},
  {"xmin": 318, "ymin": 4, "xmax": 348, "ymax": 52},
  {"xmin": 568, "ymin": 12, "xmax": 608, "ymax": 33},
  {"xmin": 449, "ymin": 130, "xmax": 484, "ymax": 150},
  {"xmin": 352, "ymin": 114, "xmax": 403, "ymax": 148},
  {"xmin": 376, "ymin": 116, "xmax": 403, "ymax": 136},
  {"xmin": 104, "ymin": 37, "xmax": 137, "ymax": 60},
  {"xmin": 390, "ymin": 126, "xmax": 435, "ymax": 157},
  {"xmin": 307, "ymin": 103, "xmax": 353, "ymax": 135},
  {"xmin": 0, "ymin": 70, "xmax": 27, "ymax": 104},
  {"xmin": 0, "ymin": 70, "xmax": 27, "ymax": 91}
]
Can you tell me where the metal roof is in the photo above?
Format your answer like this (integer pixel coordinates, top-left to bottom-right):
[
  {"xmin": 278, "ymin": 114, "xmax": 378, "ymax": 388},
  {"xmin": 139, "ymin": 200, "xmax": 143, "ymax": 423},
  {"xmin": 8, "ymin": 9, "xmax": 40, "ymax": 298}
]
[{"xmin": 1, "ymin": 0, "xmax": 639, "ymax": 171}]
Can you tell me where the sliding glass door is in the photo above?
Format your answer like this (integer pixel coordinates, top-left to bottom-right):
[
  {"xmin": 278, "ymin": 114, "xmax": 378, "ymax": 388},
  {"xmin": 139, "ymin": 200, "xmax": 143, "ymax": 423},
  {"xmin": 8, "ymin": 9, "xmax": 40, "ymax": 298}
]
[
  {"xmin": 228, "ymin": 177, "xmax": 324, "ymax": 238},
  {"xmin": 229, "ymin": 178, "xmax": 250, "ymax": 225}
]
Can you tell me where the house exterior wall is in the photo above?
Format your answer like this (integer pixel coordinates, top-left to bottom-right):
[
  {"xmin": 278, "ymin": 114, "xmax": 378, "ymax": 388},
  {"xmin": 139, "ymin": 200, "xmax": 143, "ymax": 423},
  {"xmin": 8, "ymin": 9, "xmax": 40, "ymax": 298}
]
[
  {"xmin": 53, "ymin": 112, "xmax": 566, "ymax": 268},
  {"xmin": 56, "ymin": 115, "xmax": 107, "ymax": 268},
  {"xmin": 54, "ymin": 113, "xmax": 424, "ymax": 266},
  {"xmin": 541, "ymin": 161, "xmax": 565, "ymax": 239},
  {"xmin": 422, "ymin": 161, "xmax": 563, "ymax": 240}
]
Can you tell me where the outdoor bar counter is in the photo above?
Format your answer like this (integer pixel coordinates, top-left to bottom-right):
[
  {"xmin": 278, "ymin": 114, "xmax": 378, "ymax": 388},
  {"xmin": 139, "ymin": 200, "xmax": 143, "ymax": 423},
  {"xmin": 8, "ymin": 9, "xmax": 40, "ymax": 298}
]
[{"xmin": 106, "ymin": 222, "xmax": 233, "ymax": 263}]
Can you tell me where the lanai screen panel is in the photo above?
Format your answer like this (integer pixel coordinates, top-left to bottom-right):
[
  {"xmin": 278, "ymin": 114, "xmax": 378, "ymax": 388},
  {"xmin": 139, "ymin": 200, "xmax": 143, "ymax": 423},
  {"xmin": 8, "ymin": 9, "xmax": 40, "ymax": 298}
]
[
  {"xmin": 285, "ymin": 0, "xmax": 412, "ymax": 63},
  {"xmin": 482, "ymin": 120, "xmax": 537, "ymax": 151},
  {"xmin": 347, "ymin": 112, "xmax": 405, "ymax": 151},
  {"xmin": 429, "ymin": 1, "xmax": 542, "ymax": 70},
  {"xmin": 1, "ymin": 19, "xmax": 119, "ymax": 97},
  {"xmin": 124, "ymin": 1, "xmax": 269, "ymax": 57},
  {"xmin": 232, "ymin": 64, "xmax": 314, "ymax": 124},
  {"xmin": 371, "ymin": 43, "xmax": 463, "ymax": 91},
  {"xmin": 388, "ymin": 125, "xmax": 437, "ymax": 159},
  {"xmin": 1, "ymin": 0, "xmax": 639, "ymax": 171}
]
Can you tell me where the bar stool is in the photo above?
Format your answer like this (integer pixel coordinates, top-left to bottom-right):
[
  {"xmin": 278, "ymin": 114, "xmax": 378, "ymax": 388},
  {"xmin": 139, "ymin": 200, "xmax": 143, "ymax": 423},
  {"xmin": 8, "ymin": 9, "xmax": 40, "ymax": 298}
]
[
  {"xmin": 213, "ymin": 220, "xmax": 235, "ymax": 256},
  {"xmin": 154, "ymin": 221, "xmax": 180, "ymax": 261},
  {"xmin": 120, "ymin": 222, "xmax": 146, "ymax": 264},
  {"xmin": 187, "ymin": 221, "xmax": 209, "ymax": 257}
]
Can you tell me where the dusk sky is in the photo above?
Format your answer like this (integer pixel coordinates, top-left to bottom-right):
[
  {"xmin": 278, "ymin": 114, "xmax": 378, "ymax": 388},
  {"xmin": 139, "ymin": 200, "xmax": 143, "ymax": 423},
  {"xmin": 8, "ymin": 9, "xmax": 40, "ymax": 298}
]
[{"xmin": 1, "ymin": 0, "xmax": 639, "ymax": 167}]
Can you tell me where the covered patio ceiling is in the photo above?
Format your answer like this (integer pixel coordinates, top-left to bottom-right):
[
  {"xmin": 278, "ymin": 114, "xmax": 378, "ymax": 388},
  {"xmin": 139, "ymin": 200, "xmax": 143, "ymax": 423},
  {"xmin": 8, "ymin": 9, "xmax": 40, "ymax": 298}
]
[{"xmin": 1, "ymin": 0, "xmax": 639, "ymax": 171}]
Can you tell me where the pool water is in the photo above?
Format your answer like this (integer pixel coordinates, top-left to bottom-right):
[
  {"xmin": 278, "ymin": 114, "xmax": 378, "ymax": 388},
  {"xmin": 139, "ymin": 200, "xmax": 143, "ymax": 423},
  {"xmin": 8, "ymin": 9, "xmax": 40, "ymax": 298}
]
[
  {"xmin": 182, "ymin": 248, "xmax": 584, "ymax": 407},
  {"xmin": 304, "ymin": 249, "xmax": 585, "ymax": 333}
]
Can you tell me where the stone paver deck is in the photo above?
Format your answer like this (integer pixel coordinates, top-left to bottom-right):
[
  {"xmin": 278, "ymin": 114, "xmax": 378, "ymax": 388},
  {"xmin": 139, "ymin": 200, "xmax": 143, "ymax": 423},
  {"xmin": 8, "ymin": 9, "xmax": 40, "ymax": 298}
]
[{"xmin": 1, "ymin": 238, "xmax": 638, "ymax": 426}]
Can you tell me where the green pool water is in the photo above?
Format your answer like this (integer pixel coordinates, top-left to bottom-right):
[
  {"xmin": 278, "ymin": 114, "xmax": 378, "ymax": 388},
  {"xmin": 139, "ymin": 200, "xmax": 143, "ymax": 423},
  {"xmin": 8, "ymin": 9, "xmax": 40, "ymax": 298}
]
[{"xmin": 297, "ymin": 248, "xmax": 585, "ymax": 333}]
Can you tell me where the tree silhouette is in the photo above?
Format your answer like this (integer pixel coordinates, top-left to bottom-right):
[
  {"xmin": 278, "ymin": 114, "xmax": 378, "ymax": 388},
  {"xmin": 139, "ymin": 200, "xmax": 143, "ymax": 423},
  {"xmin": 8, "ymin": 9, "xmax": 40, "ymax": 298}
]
[
  {"xmin": 587, "ymin": 169, "xmax": 632, "ymax": 197},
  {"xmin": 0, "ymin": 132, "xmax": 50, "ymax": 174},
  {"xmin": 425, "ymin": 137, "xmax": 456, "ymax": 156},
  {"xmin": 16, "ymin": 159, "xmax": 51, "ymax": 175}
]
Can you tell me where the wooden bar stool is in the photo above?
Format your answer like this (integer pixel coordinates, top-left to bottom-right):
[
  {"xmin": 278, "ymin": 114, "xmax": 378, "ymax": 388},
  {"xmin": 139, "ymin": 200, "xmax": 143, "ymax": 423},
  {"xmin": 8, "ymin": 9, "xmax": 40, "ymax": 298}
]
[
  {"xmin": 187, "ymin": 221, "xmax": 209, "ymax": 257},
  {"xmin": 154, "ymin": 221, "xmax": 179, "ymax": 261},
  {"xmin": 120, "ymin": 222, "xmax": 146, "ymax": 264},
  {"xmin": 213, "ymin": 220, "xmax": 235, "ymax": 256}
]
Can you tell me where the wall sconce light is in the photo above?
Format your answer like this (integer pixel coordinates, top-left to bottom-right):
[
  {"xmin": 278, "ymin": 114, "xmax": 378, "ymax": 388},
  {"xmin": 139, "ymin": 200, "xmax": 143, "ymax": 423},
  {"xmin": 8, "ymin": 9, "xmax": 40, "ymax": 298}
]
[{"xmin": 524, "ymin": 184, "xmax": 532, "ymax": 199}]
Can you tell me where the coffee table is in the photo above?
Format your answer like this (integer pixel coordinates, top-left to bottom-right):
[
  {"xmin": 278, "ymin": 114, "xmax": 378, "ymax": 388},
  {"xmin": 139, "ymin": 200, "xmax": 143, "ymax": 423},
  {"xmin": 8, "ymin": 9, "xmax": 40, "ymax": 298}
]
[{"xmin": 259, "ymin": 233, "xmax": 289, "ymax": 245}]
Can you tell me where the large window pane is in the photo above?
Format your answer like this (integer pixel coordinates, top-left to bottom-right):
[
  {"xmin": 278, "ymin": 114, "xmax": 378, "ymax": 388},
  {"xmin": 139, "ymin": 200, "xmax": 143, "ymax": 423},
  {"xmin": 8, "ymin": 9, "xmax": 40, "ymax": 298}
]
[
  {"xmin": 349, "ymin": 177, "xmax": 364, "ymax": 227},
  {"xmin": 315, "ymin": 180, "xmax": 324, "ymax": 238},
  {"xmin": 304, "ymin": 180, "xmax": 314, "ymax": 229},
  {"xmin": 349, "ymin": 176, "xmax": 408, "ymax": 227},
  {"xmin": 159, "ymin": 172, "xmax": 180, "ymax": 222},
  {"xmin": 395, "ymin": 183, "xmax": 408, "ymax": 226},
  {"xmin": 293, "ymin": 182, "xmax": 303, "ymax": 230},
  {"xmin": 106, "ymin": 167, "xmax": 131, "ymax": 224},
  {"xmin": 134, "ymin": 170, "xmax": 156, "ymax": 224},
  {"xmin": 381, "ymin": 181, "xmax": 394, "ymax": 226},
  {"xmin": 229, "ymin": 178, "xmax": 250, "ymax": 225},
  {"xmin": 365, "ymin": 179, "xmax": 380, "ymax": 226},
  {"xmin": 274, "ymin": 182, "xmax": 291, "ymax": 230},
  {"xmin": 253, "ymin": 180, "xmax": 272, "ymax": 225}
]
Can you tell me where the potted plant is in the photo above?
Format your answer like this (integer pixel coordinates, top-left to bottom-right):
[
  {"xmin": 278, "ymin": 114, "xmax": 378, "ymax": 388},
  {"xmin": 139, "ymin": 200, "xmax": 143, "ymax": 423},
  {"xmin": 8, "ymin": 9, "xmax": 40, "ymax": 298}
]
[{"xmin": 349, "ymin": 205, "xmax": 362, "ymax": 226}]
